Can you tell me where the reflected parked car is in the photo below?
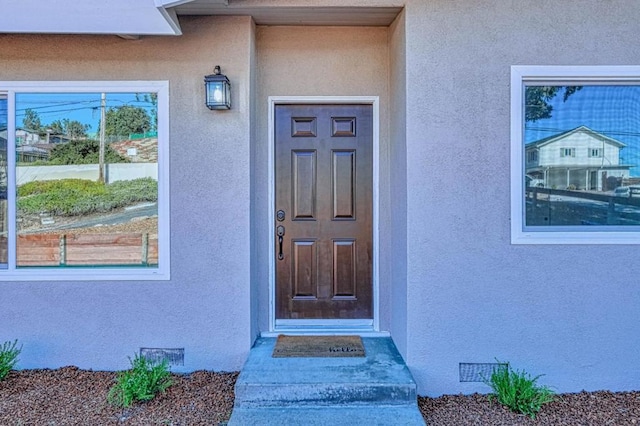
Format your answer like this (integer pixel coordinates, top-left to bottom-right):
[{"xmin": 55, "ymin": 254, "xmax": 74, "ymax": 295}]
[
  {"xmin": 525, "ymin": 174, "xmax": 544, "ymax": 187},
  {"xmin": 613, "ymin": 187, "xmax": 630, "ymax": 197},
  {"xmin": 612, "ymin": 186, "xmax": 640, "ymax": 198}
]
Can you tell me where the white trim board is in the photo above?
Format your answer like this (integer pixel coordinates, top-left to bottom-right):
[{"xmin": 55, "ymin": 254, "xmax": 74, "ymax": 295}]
[
  {"xmin": 0, "ymin": 0, "xmax": 183, "ymax": 36},
  {"xmin": 266, "ymin": 96, "xmax": 381, "ymax": 334}
]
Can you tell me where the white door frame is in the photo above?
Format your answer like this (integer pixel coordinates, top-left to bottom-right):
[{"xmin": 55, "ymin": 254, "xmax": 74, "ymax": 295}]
[{"xmin": 264, "ymin": 96, "xmax": 384, "ymax": 336}]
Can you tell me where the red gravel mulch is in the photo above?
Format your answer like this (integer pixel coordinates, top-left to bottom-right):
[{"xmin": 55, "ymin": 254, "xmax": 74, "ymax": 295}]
[
  {"xmin": 1, "ymin": 367, "xmax": 639, "ymax": 425},
  {"xmin": 419, "ymin": 391, "xmax": 640, "ymax": 425},
  {"xmin": 0, "ymin": 367, "xmax": 237, "ymax": 425}
]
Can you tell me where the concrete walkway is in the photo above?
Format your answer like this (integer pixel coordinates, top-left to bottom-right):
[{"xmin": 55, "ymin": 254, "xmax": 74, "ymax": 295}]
[{"xmin": 228, "ymin": 336, "xmax": 425, "ymax": 425}]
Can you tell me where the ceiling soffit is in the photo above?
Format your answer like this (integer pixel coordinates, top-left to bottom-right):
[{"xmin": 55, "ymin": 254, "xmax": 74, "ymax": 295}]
[
  {"xmin": 0, "ymin": 1, "xmax": 403, "ymax": 36},
  {"xmin": 172, "ymin": 3, "xmax": 403, "ymax": 26}
]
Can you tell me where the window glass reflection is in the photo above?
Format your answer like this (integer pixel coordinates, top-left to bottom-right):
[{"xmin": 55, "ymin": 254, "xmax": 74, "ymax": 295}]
[
  {"xmin": 14, "ymin": 92, "xmax": 158, "ymax": 267},
  {"xmin": 525, "ymin": 86, "xmax": 640, "ymax": 227},
  {"xmin": 0, "ymin": 95, "xmax": 7, "ymax": 268}
]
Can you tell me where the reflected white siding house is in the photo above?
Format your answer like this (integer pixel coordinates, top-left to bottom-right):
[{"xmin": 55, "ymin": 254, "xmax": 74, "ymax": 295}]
[
  {"xmin": 525, "ymin": 126, "xmax": 632, "ymax": 191},
  {"xmin": 15, "ymin": 129, "xmax": 41, "ymax": 145}
]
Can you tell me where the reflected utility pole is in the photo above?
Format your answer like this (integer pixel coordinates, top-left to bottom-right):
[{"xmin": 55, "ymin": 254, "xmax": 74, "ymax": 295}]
[{"xmin": 98, "ymin": 93, "xmax": 106, "ymax": 184}]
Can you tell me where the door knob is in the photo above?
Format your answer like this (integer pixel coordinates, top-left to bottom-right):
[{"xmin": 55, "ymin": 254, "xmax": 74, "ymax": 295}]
[{"xmin": 277, "ymin": 225, "xmax": 285, "ymax": 260}]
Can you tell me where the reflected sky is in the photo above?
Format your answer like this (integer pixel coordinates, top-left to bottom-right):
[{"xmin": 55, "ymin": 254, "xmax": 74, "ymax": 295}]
[
  {"xmin": 16, "ymin": 93, "xmax": 156, "ymax": 136},
  {"xmin": 525, "ymin": 85, "xmax": 640, "ymax": 176}
]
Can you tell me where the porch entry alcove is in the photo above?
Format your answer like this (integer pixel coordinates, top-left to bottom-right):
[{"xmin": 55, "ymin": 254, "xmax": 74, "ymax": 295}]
[{"xmin": 255, "ymin": 23, "xmax": 408, "ymax": 345}]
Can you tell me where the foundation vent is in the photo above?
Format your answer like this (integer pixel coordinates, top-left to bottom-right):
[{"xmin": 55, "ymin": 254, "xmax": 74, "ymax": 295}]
[
  {"xmin": 459, "ymin": 362, "xmax": 507, "ymax": 382},
  {"xmin": 140, "ymin": 348, "xmax": 185, "ymax": 366}
]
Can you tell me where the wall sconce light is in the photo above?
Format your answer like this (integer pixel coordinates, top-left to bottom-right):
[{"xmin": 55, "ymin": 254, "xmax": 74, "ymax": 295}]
[{"xmin": 204, "ymin": 65, "xmax": 231, "ymax": 110}]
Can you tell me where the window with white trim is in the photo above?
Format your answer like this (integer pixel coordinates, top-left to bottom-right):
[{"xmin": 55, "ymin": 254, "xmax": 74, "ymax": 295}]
[
  {"xmin": 560, "ymin": 147, "xmax": 575, "ymax": 157},
  {"xmin": 511, "ymin": 66, "xmax": 640, "ymax": 244},
  {"xmin": 0, "ymin": 81, "xmax": 170, "ymax": 279}
]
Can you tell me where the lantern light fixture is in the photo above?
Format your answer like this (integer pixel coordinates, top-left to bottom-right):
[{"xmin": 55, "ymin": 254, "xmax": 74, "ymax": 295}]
[{"xmin": 204, "ymin": 65, "xmax": 231, "ymax": 110}]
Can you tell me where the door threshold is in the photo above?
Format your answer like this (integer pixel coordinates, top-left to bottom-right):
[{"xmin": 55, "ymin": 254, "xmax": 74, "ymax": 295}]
[{"xmin": 263, "ymin": 319, "xmax": 389, "ymax": 337}]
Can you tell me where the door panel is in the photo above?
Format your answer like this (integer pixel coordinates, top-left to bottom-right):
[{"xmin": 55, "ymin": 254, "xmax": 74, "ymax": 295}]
[
  {"xmin": 292, "ymin": 150, "xmax": 317, "ymax": 220},
  {"xmin": 332, "ymin": 150, "xmax": 356, "ymax": 219},
  {"xmin": 275, "ymin": 104, "xmax": 373, "ymax": 320},
  {"xmin": 333, "ymin": 239, "xmax": 356, "ymax": 298},
  {"xmin": 292, "ymin": 239, "xmax": 317, "ymax": 298}
]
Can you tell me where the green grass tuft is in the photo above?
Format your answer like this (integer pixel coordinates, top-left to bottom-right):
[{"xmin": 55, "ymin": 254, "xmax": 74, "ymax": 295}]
[
  {"xmin": 484, "ymin": 361, "xmax": 555, "ymax": 419},
  {"xmin": 107, "ymin": 354, "xmax": 172, "ymax": 408},
  {"xmin": 0, "ymin": 340, "xmax": 21, "ymax": 381}
]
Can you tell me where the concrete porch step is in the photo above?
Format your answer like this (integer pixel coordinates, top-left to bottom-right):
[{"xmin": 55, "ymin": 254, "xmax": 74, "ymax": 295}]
[
  {"xmin": 228, "ymin": 336, "xmax": 425, "ymax": 425},
  {"xmin": 228, "ymin": 405, "xmax": 426, "ymax": 425}
]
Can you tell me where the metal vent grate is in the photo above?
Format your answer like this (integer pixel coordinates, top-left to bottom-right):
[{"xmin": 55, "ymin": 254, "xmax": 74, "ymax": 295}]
[
  {"xmin": 459, "ymin": 362, "xmax": 507, "ymax": 382},
  {"xmin": 140, "ymin": 348, "xmax": 185, "ymax": 366}
]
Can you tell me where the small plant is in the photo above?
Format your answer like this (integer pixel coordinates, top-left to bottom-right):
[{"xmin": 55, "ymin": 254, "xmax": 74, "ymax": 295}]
[
  {"xmin": 0, "ymin": 339, "xmax": 21, "ymax": 381},
  {"xmin": 483, "ymin": 361, "xmax": 554, "ymax": 419},
  {"xmin": 107, "ymin": 354, "xmax": 172, "ymax": 408}
]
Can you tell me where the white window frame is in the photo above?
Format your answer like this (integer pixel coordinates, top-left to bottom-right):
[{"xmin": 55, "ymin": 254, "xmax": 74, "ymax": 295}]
[
  {"xmin": 589, "ymin": 148, "xmax": 602, "ymax": 158},
  {"xmin": 511, "ymin": 66, "xmax": 640, "ymax": 244},
  {"xmin": 0, "ymin": 81, "xmax": 170, "ymax": 280}
]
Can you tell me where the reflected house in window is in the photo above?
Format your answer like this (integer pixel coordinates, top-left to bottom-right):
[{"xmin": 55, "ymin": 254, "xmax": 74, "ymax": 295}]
[
  {"xmin": 16, "ymin": 144, "xmax": 50, "ymax": 162},
  {"xmin": 525, "ymin": 126, "xmax": 632, "ymax": 192},
  {"xmin": 110, "ymin": 136, "xmax": 158, "ymax": 163},
  {"xmin": 15, "ymin": 128, "xmax": 41, "ymax": 145}
]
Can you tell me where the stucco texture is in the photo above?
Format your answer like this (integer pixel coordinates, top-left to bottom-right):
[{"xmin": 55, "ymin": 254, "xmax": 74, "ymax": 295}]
[
  {"xmin": 0, "ymin": 16, "xmax": 254, "ymax": 373},
  {"xmin": 403, "ymin": 0, "xmax": 640, "ymax": 396}
]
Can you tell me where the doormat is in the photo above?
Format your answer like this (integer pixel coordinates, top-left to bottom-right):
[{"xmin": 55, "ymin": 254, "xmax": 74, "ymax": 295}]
[{"xmin": 272, "ymin": 335, "xmax": 365, "ymax": 358}]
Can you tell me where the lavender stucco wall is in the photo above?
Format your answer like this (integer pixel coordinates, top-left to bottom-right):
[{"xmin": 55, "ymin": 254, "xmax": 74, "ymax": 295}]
[
  {"xmin": 404, "ymin": 0, "xmax": 640, "ymax": 396},
  {"xmin": 0, "ymin": 16, "xmax": 254, "ymax": 372},
  {"xmin": 388, "ymin": 9, "xmax": 408, "ymax": 360}
]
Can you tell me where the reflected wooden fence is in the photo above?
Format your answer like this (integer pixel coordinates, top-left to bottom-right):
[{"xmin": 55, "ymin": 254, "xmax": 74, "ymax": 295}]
[
  {"xmin": 526, "ymin": 187, "xmax": 640, "ymax": 226},
  {"xmin": 0, "ymin": 234, "xmax": 158, "ymax": 266},
  {"xmin": 526, "ymin": 187, "xmax": 640, "ymax": 206}
]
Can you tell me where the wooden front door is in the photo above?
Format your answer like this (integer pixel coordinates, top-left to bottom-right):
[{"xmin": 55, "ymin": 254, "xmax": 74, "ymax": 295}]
[{"xmin": 275, "ymin": 104, "xmax": 373, "ymax": 320}]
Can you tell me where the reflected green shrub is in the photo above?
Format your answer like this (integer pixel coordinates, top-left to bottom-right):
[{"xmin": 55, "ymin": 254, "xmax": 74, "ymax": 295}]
[{"xmin": 17, "ymin": 178, "xmax": 157, "ymax": 216}]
